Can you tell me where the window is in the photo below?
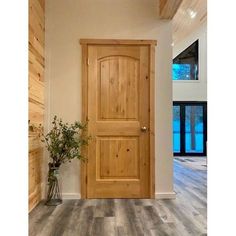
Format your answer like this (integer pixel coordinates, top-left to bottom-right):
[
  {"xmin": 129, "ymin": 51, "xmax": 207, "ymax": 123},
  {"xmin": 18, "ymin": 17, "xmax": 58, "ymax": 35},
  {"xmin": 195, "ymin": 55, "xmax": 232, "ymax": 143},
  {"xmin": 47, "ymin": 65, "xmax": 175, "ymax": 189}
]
[
  {"xmin": 185, "ymin": 105, "xmax": 204, "ymax": 153},
  {"xmin": 173, "ymin": 105, "xmax": 181, "ymax": 153},
  {"xmin": 172, "ymin": 40, "xmax": 199, "ymax": 80},
  {"xmin": 173, "ymin": 102, "xmax": 207, "ymax": 156}
]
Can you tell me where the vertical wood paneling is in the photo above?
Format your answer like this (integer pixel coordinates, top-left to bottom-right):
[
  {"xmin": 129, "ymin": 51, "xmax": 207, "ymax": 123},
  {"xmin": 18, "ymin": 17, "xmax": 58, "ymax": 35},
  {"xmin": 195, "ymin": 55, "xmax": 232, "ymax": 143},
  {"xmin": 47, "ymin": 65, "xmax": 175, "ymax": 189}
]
[
  {"xmin": 99, "ymin": 138, "xmax": 139, "ymax": 178},
  {"xmin": 99, "ymin": 57, "xmax": 139, "ymax": 120},
  {"xmin": 29, "ymin": 0, "xmax": 45, "ymax": 212}
]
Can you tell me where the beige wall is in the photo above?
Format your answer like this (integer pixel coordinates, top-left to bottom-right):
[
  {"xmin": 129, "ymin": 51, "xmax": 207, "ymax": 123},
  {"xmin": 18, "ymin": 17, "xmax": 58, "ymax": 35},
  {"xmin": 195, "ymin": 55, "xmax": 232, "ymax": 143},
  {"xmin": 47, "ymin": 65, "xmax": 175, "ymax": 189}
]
[
  {"xmin": 45, "ymin": 0, "xmax": 174, "ymax": 198},
  {"xmin": 173, "ymin": 21, "xmax": 207, "ymax": 101}
]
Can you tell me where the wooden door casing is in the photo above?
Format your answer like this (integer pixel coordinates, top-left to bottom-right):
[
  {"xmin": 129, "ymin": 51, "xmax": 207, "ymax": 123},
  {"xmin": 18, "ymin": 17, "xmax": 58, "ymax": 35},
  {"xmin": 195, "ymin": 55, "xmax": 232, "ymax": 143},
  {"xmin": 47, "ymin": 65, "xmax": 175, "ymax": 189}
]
[{"xmin": 80, "ymin": 39, "xmax": 156, "ymax": 199}]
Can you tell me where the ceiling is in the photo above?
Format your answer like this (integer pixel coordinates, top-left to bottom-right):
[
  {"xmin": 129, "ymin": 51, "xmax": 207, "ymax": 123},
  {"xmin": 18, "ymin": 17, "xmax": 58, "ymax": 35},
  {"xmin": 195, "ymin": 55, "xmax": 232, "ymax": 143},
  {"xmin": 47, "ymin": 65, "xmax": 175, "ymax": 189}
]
[{"xmin": 172, "ymin": 0, "xmax": 207, "ymax": 44}]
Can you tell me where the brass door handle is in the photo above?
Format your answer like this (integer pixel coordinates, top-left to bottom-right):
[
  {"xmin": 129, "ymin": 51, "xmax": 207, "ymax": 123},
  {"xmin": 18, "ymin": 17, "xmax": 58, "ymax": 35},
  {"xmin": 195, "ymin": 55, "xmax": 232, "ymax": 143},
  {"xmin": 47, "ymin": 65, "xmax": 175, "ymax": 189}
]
[{"xmin": 141, "ymin": 126, "xmax": 147, "ymax": 132}]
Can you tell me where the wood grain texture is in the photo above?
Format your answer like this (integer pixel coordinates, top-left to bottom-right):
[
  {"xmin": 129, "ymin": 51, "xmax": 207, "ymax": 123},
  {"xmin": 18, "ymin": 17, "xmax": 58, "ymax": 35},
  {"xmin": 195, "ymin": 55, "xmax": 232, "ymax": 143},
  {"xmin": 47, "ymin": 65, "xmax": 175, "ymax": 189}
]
[
  {"xmin": 99, "ymin": 57, "xmax": 139, "ymax": 120},
  {"xmin": 29, "ymin": 0, "xmax": 45, "ymax": 212},
  {"xmin": 81, "ymin": 44, "xmax": 88, "ymax": 199},
  {"xmin": 82, "ymin": 42, "xmax": 155, "ymax": 198},
  {"xmin": 99, "ymin": 138, "xmax": 139, "ymax": 179},
  {"xmin": 159, "ymin": 0, "xmax": 183, "ymax": 19},
  {"xmin": 149, "ymin": 44, "xmax": 155, "ymax": 198},
  {"xmin": 80, "ymin": 39, "xmax": 157, "ymax": 45},
  {"xmin": 29, "ymin": 157, "xmax": 207, "ymax": 236}
]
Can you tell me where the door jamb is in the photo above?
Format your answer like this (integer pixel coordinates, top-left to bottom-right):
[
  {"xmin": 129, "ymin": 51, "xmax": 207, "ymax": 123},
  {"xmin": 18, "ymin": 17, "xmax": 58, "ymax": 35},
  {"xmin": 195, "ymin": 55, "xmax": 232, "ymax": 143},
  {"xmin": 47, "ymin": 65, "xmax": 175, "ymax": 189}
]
[{"xmin": 80, "ymin": 39, "xmax": 157, "ymax": 198}]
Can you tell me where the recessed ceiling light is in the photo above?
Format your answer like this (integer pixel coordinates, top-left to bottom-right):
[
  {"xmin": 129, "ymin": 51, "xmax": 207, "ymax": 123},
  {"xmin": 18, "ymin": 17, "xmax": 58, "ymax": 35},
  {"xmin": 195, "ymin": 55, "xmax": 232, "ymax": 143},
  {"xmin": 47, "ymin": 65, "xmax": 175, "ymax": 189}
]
[{"xmin": 187, "ymin": 9, "xmax": 197, "ymax": 19}]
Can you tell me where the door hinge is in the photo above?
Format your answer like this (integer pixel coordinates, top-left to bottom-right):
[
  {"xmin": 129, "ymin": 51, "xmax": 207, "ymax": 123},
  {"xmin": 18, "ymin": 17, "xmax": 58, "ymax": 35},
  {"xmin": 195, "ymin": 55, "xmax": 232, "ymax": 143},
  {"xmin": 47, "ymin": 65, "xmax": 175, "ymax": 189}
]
[{"xmin": 87, "ymin": 58, "xmax": 90, "ymax": 65}]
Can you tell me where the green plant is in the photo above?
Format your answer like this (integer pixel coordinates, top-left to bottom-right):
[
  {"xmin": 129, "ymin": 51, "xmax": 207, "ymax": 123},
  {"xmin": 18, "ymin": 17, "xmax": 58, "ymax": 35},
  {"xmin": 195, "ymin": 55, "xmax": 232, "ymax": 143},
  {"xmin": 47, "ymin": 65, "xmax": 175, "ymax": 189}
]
[
  {"xmin": 39, "ymin": 115, "xmax": 90, "ymax": 167},
  {"xmin": 29, "ymin": 116, "xmax": 89, "ymax": 205}
]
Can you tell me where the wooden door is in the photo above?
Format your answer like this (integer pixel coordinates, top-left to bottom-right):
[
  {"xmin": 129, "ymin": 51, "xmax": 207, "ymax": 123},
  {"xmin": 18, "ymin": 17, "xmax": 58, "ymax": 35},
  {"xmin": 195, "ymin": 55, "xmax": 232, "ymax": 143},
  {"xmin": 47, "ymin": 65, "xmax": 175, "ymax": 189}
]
[{"xmin": 81, "ymin": 39, "xmax": 156, "ymax": 198}]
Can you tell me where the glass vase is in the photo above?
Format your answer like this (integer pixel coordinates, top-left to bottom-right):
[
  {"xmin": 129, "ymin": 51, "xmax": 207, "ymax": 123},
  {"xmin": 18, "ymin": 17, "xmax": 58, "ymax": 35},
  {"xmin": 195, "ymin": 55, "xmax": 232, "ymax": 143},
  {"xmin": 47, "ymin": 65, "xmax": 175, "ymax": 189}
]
[{"xmin": 45, "ymin": 163, "xmax": 62, "ymax": 206}]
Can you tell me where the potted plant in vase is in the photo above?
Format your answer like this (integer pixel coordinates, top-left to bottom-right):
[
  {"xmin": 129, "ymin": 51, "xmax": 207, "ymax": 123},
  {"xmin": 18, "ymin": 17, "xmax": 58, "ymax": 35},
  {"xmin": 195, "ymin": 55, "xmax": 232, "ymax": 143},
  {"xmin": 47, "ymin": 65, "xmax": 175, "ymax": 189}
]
[{"xmin": 33, "ymin": 115, "xmax": 89, "ymax": 206}]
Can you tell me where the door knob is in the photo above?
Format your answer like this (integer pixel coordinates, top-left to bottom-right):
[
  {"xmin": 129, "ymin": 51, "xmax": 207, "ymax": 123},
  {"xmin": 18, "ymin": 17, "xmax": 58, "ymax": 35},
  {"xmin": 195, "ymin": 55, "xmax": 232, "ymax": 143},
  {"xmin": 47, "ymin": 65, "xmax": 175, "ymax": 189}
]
[{"xmin": 140, "ymin": 126, "xmax": 148, "ymax": 132}]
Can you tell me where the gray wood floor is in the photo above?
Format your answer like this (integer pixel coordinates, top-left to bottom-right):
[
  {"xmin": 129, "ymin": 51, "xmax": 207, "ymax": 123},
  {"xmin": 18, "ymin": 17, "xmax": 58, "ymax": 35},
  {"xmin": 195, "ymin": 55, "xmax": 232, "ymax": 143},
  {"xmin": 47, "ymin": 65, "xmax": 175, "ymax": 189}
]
[{"xmin": 29, "ymin": 157, "xmax": 207, "ymax": 236}]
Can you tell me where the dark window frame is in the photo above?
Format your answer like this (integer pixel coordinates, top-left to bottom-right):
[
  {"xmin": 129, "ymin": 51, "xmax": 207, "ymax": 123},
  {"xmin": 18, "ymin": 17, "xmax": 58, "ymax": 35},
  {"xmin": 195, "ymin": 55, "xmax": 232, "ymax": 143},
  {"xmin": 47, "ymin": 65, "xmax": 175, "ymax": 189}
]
[
  {"xmin": 173, "ymin": 40, "xmax": 199, "ymax": 81},
  {"xmin": 173, "ymin": 101, "xmax": 207, "ymax": 156}
]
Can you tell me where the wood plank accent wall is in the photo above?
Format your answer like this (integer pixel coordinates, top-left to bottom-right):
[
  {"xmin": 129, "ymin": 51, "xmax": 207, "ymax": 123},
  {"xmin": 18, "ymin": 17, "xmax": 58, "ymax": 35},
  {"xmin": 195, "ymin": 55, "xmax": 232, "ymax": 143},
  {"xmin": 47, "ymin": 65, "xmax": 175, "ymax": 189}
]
[{"xmin": 29, "ymin": 0, "xmax": 45, "ymax": 212}]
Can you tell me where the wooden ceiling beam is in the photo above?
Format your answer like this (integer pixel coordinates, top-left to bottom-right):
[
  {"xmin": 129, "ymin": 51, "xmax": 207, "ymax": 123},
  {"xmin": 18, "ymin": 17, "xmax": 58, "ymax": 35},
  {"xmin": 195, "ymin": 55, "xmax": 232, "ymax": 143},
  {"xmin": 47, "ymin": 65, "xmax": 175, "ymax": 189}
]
[{"xmin": 159, "ymin": 0, "xmax": 183, "ymax": 19}]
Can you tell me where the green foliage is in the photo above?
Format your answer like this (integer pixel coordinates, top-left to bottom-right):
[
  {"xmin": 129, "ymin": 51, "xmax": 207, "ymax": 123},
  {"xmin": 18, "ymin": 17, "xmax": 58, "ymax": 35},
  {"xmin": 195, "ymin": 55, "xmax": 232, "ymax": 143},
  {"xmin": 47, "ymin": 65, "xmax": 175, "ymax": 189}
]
[{"xmin": 38, "ymin": 116, "xmax": 90, "ymax": 167}]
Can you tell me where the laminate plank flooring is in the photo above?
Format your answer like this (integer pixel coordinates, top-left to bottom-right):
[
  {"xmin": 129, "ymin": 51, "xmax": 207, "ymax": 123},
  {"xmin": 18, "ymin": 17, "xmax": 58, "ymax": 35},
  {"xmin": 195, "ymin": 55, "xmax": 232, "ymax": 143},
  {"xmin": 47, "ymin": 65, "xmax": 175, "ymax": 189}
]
[{"xmin": 29, "ymin": 157, "xmax": 207, "ymax": 236}]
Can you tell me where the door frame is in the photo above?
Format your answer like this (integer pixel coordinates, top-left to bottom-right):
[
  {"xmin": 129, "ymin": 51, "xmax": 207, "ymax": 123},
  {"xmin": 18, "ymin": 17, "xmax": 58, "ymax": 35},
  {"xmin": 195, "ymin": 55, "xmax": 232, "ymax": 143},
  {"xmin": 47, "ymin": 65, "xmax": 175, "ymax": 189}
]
[{"xmin": 80, "ymin": 39, "xmax": 157, "ymax": 198}]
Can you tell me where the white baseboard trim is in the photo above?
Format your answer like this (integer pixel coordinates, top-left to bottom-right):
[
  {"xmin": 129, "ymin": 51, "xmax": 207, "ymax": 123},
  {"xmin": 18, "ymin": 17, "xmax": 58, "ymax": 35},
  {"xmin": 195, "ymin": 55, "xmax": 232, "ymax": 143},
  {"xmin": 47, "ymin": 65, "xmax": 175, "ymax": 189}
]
[
  {"xmin": 155, "ymin": 192, "xmax": 176, "ymax": 199},
  {"xmin": 62, "ymin": 193, "xmax": 81, "ymax": 199},
  {"xmin": 59, "ymin": 192, "xmax": 176, "ymax": 200}
]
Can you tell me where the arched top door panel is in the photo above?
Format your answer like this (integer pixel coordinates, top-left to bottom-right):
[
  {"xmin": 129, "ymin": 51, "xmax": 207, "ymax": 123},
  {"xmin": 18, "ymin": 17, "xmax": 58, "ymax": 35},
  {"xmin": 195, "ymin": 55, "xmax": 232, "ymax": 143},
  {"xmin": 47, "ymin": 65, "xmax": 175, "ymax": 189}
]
[
  {"xmin": 96, "ymin": 45, "xmax": 140, "ymax": 60},
  {"xmin": 98, "ymin": 55, "xmax": 139, "ymax": 120},
  {"xmin": 98, "ymin": 55, "xmax": 139, "ymax": 62}
]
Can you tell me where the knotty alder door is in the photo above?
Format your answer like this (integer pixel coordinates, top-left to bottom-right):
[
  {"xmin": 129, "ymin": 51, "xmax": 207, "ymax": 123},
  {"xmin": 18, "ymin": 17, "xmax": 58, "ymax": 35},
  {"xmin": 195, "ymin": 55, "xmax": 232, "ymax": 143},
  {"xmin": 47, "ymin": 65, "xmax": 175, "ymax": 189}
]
[{"xmin": 81, "ymin": 40, "xmax": 156, "ymax": 198}]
